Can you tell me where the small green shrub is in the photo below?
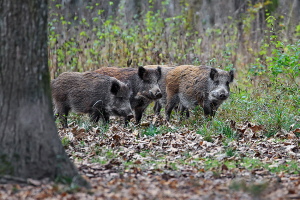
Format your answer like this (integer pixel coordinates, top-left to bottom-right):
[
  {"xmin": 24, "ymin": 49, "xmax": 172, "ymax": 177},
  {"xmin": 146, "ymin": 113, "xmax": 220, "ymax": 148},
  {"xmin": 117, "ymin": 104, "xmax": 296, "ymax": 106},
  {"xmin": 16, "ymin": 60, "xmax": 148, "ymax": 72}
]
[
  {"xmin": 142, "ymin": 125, "xmax": 160, "ymax": 137},
  {"xmin": 61, "ymin": 137, "xmax": 70, "ymax": 148},
  {"xmin": 225, "ymin": 147, "xmax": 236, "ymax": 157}
]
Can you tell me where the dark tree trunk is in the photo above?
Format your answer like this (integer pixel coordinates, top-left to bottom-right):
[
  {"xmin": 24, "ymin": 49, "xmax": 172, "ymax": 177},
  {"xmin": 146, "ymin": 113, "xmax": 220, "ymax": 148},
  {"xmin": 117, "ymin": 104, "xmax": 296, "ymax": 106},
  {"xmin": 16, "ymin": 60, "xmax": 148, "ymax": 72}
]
[{"xmin": 0, "ymin": 0, "xmax": 89, "ymax": 187}]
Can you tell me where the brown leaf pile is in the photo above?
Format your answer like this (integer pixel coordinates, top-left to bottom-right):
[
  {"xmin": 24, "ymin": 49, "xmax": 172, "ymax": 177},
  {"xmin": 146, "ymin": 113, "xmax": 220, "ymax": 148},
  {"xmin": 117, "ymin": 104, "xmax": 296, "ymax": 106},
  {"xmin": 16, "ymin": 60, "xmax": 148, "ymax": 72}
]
[{"xmin": 1, "ymin": 116, "xmax": 300, "ymax": 199}]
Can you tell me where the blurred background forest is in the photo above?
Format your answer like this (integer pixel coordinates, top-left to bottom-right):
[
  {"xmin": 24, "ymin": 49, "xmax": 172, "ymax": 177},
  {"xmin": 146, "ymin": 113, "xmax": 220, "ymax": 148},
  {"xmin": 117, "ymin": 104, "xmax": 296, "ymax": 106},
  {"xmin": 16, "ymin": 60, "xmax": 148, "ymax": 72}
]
[{"xmin": 48, "ymin": 0, "xmax": 300, "ymax": 77}]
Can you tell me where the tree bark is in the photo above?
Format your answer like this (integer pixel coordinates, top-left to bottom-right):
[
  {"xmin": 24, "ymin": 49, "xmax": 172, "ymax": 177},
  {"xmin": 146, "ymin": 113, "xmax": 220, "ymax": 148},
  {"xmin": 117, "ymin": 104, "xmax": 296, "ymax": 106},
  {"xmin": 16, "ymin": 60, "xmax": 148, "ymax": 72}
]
[{"xmin": 0, "ymin": 0, "xmax": 89, "ymax": 187}]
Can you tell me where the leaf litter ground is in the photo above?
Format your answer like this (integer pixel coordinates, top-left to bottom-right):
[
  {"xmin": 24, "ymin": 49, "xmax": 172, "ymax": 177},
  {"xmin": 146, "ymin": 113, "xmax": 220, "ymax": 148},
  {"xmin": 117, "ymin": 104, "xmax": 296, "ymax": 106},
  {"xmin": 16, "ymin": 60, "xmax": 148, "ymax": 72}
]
[{"xmin": 1, "ymin": 115, "xmax": 300, "ymax": 200}]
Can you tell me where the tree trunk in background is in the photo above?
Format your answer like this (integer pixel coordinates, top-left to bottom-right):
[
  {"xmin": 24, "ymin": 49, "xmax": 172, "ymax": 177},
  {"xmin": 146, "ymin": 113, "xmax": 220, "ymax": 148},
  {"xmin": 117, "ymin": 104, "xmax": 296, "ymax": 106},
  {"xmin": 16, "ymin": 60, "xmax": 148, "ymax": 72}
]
[{"xmin": 0, "ymin": 0, "xmax": 89, "ymax": 187}]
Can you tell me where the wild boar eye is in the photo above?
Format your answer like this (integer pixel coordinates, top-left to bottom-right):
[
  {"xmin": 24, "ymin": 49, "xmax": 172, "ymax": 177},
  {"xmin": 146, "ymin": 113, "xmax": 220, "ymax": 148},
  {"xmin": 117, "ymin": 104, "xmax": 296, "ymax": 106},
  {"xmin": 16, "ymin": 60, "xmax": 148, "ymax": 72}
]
[{"xmin": 215, "ymin": 80, "xmax": 219, "ymax": 85}]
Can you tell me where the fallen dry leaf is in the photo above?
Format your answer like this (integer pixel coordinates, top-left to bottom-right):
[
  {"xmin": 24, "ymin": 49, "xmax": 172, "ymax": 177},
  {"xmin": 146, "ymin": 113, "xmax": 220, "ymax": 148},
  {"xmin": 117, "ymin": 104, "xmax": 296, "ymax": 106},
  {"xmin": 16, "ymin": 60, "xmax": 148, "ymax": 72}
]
[{"xmin": 293, "ymin": 128, "xmax": 300, "ymax": 134}]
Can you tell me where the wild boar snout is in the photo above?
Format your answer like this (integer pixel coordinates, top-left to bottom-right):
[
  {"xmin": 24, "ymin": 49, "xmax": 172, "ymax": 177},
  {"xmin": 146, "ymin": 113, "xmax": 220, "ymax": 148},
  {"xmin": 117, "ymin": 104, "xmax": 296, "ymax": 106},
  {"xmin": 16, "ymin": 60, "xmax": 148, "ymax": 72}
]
[
  {"xmin": 210, "ymin": 87, "xmax": 230, "ymax": 101},
  {"xmin": 219, "ymin": 91, "xmax": 228, "ymax": 100},
  {"xmin": 126, "ymin": 112, "xmax": 134, "ymax": 120},
  {"xmin": 149, "ymin": 86, "xmax": 162, "ymax": 99},
  {"xmin": 124, "ymin": 107, "xmax": 134, "ymax": 117}
]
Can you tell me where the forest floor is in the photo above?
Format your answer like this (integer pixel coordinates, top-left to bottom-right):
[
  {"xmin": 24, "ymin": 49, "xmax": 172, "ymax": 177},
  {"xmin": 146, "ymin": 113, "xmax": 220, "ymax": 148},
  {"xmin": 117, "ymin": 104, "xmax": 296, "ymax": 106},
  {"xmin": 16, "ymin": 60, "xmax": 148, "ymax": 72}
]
[{"xmin": 1, "ymin": 114, "xmax": 300, "ymax": 200}]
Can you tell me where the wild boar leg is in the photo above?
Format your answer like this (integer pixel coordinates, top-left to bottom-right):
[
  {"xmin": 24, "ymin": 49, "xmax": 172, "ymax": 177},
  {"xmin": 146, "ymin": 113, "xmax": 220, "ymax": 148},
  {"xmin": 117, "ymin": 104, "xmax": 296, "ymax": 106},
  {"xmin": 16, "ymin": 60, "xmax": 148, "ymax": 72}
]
[
  {"xmin": 57, "ymin": 106, "xmax": 70, "ymax": 128},
  {"xmin": 203, "ymin": 100, "xmax": 220, "ymax": 119},
  {"xmin": 89, "ymin": 111, "xmax": 100, "ymax": 123},
  {"xmin": 89, "ymin": 109, "xmax": 109, "ymax": 125},
  {"xmin": 124, "ymin": 116, "xmax": 130, "ymax": 126},
  {"xmin": 179, "ymin": 104, "xmax": 190, "ymax": 119},
  {"xmin": 101, "ymin": 111, "xmax": 110, "ymax": 123},
  {"xmin": 153, "ymin": 101, "xmax": 162, "ymax": 116},
  {"xmin": 211, "ymin": 102, "xmax": 220, "ymax": 117},
  {"xmin": 165, "ymin": 95, "xmax": 179, "ymax": 121},
  {"xmin": 134, "ymin": 106, "xmax": 147, "ymax": 124},
  {"xmin": 203, "ymin": 99, "xmax": 213, "ymax": 117}
]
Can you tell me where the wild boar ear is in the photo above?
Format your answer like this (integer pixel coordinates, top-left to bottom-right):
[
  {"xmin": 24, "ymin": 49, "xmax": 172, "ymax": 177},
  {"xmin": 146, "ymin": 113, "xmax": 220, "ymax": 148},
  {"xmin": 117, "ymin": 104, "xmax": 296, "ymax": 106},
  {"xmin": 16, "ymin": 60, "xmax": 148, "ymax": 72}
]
[
  {"xmin": 229, "ymin": 70, "xmax": 234, "ymax": 82},
  {"xmin": 210, "ymin": 68, "xmax": 218, "ymax": 80},
  {"xmin": 111, "ymin": 80, "xmax": 120, "ymax": 95},
  {"xmin": 157, "ymin": 66, "xmax": 162, "ymax": 81},
  {"xmin": 138, "ymin": 66, "xmax": 147, "ymax": 80}
]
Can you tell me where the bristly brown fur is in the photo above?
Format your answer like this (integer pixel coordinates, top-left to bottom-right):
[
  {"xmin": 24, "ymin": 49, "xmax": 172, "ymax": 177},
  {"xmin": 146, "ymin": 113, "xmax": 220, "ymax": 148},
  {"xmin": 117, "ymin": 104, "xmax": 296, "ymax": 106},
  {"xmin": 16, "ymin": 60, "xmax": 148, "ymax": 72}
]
[
  {"xmin": 165, "ymin": 65, "xmax": 234, "ymax": 121},
  {"xmin": 51, "ymin": 72, "xmax": 132, "ymax": 128},
  {"xmin": 95, "ymin": 67, "xmax": 138, "ymax": 82},
  {"xmin": 94, "ymin": 66, "xmax": 162, "ymax": 124}
]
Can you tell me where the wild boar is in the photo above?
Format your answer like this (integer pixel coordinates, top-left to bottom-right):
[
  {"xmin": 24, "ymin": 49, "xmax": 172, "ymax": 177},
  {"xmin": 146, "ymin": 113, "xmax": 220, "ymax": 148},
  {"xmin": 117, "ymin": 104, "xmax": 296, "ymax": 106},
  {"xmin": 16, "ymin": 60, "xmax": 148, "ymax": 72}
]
[
  {"xmin": 94, "ymin": 66, "xmax": 162, "ymax": 124},
  {"xmin": 51, "ymin": 72, "xmax": 133, "ymax": 128},
  {"xmin": 165, "ymin": 65, "xmax": 234, "ymax": 121},
  {"xmin": 143, "ymin": 65, "xmax": 174, "ymax": 116},
  {"xmin": 144, "ymin": 65, "xmax": 193, "ymax": 118}
]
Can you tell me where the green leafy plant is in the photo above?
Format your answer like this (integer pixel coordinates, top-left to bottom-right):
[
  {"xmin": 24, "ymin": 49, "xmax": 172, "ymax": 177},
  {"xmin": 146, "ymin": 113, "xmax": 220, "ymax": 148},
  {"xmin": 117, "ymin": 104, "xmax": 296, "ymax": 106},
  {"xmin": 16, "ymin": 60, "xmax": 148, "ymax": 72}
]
[
  {"xmin": 61, "ymin": 136, "xmax": 70, "ymax": 148},
  {"xmin": 225, "ymin": 147, "xmax": 236, "ymax": 157},
  {"xmin": 142, "ymin": 125, "xmax": 160, "ymax": 137}
]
